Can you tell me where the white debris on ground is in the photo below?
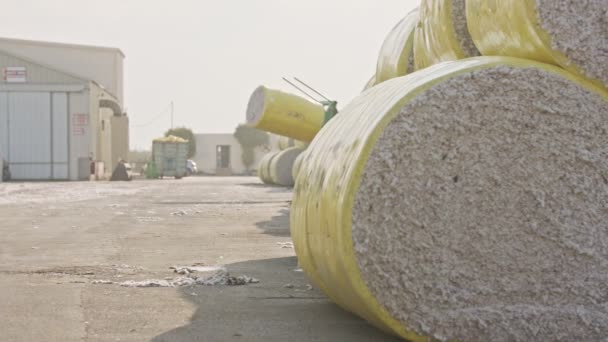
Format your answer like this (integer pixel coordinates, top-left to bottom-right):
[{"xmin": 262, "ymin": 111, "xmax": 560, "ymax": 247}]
[
  {"xmin": 92, "ymin": 280, "xmax": 114, "ymax": 285},
  {"xmin": 0, "ymin": 182, "xmax": 141, "ymax": 205},
  {"xmin": 171, "ymin": 266, "xmax": 225, "ymax": 275},
  {"xmin": 171, "ymin": 210, "xmax": 189, "ymax": 217},
  {"xmin": 195, "ymin": 270, "xmax": 260, "ymax": 286},
  {"xmin": 119, "ymin": 279, "xmax": 178, "ymax": 288},
  {"xmin": 136, "ymin": 217, "xmax": 163, "ymax": 223},
  {"xmin": 277, "ymin": 242, "xmax": 294, "ymax": 249},
  {"xmin": 91, "ymin": 265, "xmax": 259, "ymax": 288},
  {"xmin": 282, "ymin": 284, "xmax": 314, "ymax": 291}
]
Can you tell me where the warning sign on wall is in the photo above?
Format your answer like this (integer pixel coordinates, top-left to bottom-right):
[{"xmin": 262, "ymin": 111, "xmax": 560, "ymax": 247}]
[
  {"xmin": 3, "ymin": 67, "xmax": 27, "ymax": 83},
  {"xmin": 72, "ymin": 113, "xmax": 88, "ymax": 136}
]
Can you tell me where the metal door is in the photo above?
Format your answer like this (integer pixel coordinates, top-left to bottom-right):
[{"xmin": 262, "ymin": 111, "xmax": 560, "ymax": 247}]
[
  {"xmin": 0, "ymin": 92, "xmax": 70, "ymax": 180},
  {"xmin": 9, "ymin": 92, "xmax": 52, "ymax": 179}
]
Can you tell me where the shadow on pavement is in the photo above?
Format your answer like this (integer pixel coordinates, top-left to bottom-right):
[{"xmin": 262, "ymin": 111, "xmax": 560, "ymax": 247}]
[
  {"xmin": 239, "ymin": 183, "xmax": 294, "ymax": 193},
  {"xmin": 152, "ymin": 257, "xmax": 401, "ymax": 342},
  {"xmin": 254, "ymin": 207, "xmax": 291, "ymax": 238}
]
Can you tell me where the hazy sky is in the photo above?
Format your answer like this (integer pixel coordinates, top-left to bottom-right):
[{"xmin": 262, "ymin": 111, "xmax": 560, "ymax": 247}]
[{"xmin": 3, "ymin": 0, "xmax": 417, "ymax": 149}]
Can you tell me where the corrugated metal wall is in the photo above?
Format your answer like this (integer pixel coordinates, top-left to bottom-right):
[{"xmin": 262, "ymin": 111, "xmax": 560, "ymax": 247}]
[
  {"xmin": 51, "ymin": 93, "xmax": 69, "ymax": 179},
  {"xmin": 0, "ymin": 92, "xmax": 70, "ymax": 180},
  {"xmin": 0, "ymin": 93, "xmax": 8, "ymax": 162},
  {"xmin": 9, "ymin": 92, "xmax": 52, "ymax": 179}
]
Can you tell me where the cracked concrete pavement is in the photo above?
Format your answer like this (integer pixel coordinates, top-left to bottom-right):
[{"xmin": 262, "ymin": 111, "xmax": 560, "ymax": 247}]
[{"xmin": 0, "ymin": 177, "xmax": 399, "ymax": 342}]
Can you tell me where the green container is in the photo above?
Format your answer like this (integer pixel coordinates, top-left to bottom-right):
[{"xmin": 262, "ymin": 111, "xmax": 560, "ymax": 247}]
[{"xmin": 152, "ymin": 136, "xmax": 188, "ymax": 179}]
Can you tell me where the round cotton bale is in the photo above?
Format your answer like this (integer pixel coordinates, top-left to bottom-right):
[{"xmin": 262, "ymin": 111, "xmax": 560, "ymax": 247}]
[
  {"xmin": 291, "ymin": 150, "xmax": 307, "ymax": 181},
  {"xmin": 292, "ymin": 56, "xmax": 608, "ymax": 341},
  {"xmin": 413, "ymin": 0, "xmax": 480, "ymax": 70},
  {"xmin": 257, "ymin": 153, "xmax": 270, "ymax": 183},
  {"xmin": 269, "ymin": 147, "xmax": 304, "ymax": 187},
  {"xmin": 467, "ymin": 0, "xmax": 608, "ymax": 89},
  {"xmin": 246, "ymin": 86, "xmax": 325, "ymax": 142},
  {"xmin": 277, "ymin": 136, "xmax": 294, "ymax": 150},
  {"xmin": 363, "ymin": 75, "xmax": 378, "ymax": 92},
  {"xmin": 376, "ymin": 8, "xmax": 419, "ymax": 83},
  {"xmin": 257, "ymin": 152, "xmax": 276, "ymax": 184}
]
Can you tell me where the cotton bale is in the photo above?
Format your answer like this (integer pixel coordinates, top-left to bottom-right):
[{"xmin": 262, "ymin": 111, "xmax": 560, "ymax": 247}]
[
  {"xmin": 376, "ymin": 8, "xmax": 419, "ymax": 83},
  {"xmin": 467, "ymin": 0, "xmax": 608, "ymax": 89},
  {"xmin": 413, "ymin": 0, "xmax": 480, "ymax": 70},
  {"xmin": 246, "ymin": 86, "xmax": 325, "ymax": 142},
  {"xmin": 278, "ymin": 136, "xmax": 308, "ymax": 150},
  {"xmin": 291, "ymin": 150, "xmax": 307, "ymax": 181},
  {"xmin": 292, "ymin": 56, "xmax": 608, "ymax": 341},
  {"xmin": 269, "ymin": 147, "xmax": 304, "ymax": 187},
  {"xmin": 257, "ymin": 152, "xmax": 278, "ymax": 184}
]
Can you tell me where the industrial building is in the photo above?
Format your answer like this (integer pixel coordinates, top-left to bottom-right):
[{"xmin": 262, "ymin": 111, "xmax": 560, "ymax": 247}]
[
  {"xmin": 193, "ymin": 133, "xmax": 270, "ymax": 176},
  {"xmin": 0, "ymin": 37, "xmax": 128, "ymax": 181}
]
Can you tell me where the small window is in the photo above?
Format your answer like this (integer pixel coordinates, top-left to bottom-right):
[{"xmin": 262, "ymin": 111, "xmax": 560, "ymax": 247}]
[{"xmin": 101, "ymin": 120, "xmax": 105, "ymax": 131}]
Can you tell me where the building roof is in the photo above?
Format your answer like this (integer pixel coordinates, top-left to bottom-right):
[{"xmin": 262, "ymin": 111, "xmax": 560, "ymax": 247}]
[{"xmin": 0, "ymin": 36, "xmax": 125, "ymax": 58}]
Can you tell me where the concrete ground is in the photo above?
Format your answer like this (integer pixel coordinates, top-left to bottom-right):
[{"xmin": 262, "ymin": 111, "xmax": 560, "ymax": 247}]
[{"xmin": 0, "ymin": 177, "xmax": 399, "ymax": 342}]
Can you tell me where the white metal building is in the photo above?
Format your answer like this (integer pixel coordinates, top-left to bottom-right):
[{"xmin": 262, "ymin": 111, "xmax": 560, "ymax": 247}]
[
  {"xmin": 0, "ymin": 37, "xmax": 128, "ymax": 180},
  {"xmin": 193, "ymin": 133, "xmax": 269, "ymax": 175}
]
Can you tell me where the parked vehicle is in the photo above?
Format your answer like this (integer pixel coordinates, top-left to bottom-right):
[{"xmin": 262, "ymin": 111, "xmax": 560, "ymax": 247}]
[{"xmin": 186, "ymin": 160, "xmax": 198, "ymax": 176}]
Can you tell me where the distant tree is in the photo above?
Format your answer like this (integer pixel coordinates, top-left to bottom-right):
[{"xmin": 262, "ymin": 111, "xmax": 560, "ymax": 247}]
[
  {"xmin": 165, "ymin": 127, "xmax": 196, "ymax": 158},
  {"xmin": 233, "ymin": 124, "xmax": 270, "ymax": 172}
]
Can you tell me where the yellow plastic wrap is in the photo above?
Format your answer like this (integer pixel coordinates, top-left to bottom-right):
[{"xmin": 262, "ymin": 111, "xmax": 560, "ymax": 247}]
[
  {"xmin": 278, "ymin": 136, "xmax": 308, "ymax": 150},
  {"xmin": 363, "ymin": 75, "xmax": 378, "ymax": 91},
  {"xmin": 291, "ymin": 151, "xmax": 307, "ymax": 182},
  {"xmin": 466, "ymin": 0, "xmax": 607, "ymax": 88},
  {"xmin": 291, "ymin": 56, "xmax": 607, "ymax": 340},
  {"xmin": 413, "ymin": 0, "xmax": 480, "ymax": 70},
  {"xmin": 269, "ymin": 147, "xmax": 304, "ymax": 187},
  {"xmin": 376, "ymin": 9, "xmax": 419, "ymax": 83},
  {"xmin": 246, "ymin": 86, "xmax": 325, "ymax": 142},
  {"xmin": 257, "ymin": 152, "xmax": 276, "ymax": 184}
]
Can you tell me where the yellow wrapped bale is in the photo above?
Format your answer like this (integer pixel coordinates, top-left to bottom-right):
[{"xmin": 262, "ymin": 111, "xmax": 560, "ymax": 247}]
[
  {"xmin": 292, "ymin": 56, "xmax": 608, "ymax": 341},
  {"xmin": 467, "ymin": 0, "xmax": 608, "ymax": 88},
  {"xmin": 257, "ymin": 152, "xmax": 278, "ymax": 184},
  {"xmin": 413, "ymin": 0, "xmax": 480, "ymax": 70},
  {"xmin": 376, "ymin": 9, "xmax": 419, "ymax": 83},
  {"xmin": 363, "ymin": 75, "xmax": 378, "ymax": 91},
  {"xmin": 291, "ymin": 150, "xmax": 308, "ymax": 182},
  {"xmin": 246, "ymin": 86, "xmax": 325, "ymax": 142},
  {"xmin": 278, "ymin": 136, "xmax": 308, "ymax": 150},
  {"xmin": 269, "ymin": 147, "xmax": 304, "ymax": 187}
]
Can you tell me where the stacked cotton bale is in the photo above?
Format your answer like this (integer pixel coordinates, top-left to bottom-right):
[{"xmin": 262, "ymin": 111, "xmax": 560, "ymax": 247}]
[
  {"xmin": 363, "ymin": 8, "xmax": 419, "ymax": 92},
  {"xmin": 292, "ymin": 57, "xmax": 608, "ymax": 341},
  {"xmin": 362, "ymin": 75, "xmax": 377, "ymax": 91},
  {"xmin": 269, "ymin": 147, "xmax": 304, "ymax": 187},
  {"xmin": 256, "ymin": 152, "xmax": 276, "ymax": 184},
  {"xmin": 413, "ymin": 0, "xmax": 480, "ymax": 69},
  {"xmin": 467, "ymin": 0, "xmax": 607, "ymax": 89},
  {"xmin": 277, "ymin": 136, "xmax": 307, "ymax": 150},
  {"xmin": 246, "ymin": 86, "xmax": 325, "ymax": 142},
  {"xmin": 375, "ymin": 8, "xmax": 419, "ymax": 84}
]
